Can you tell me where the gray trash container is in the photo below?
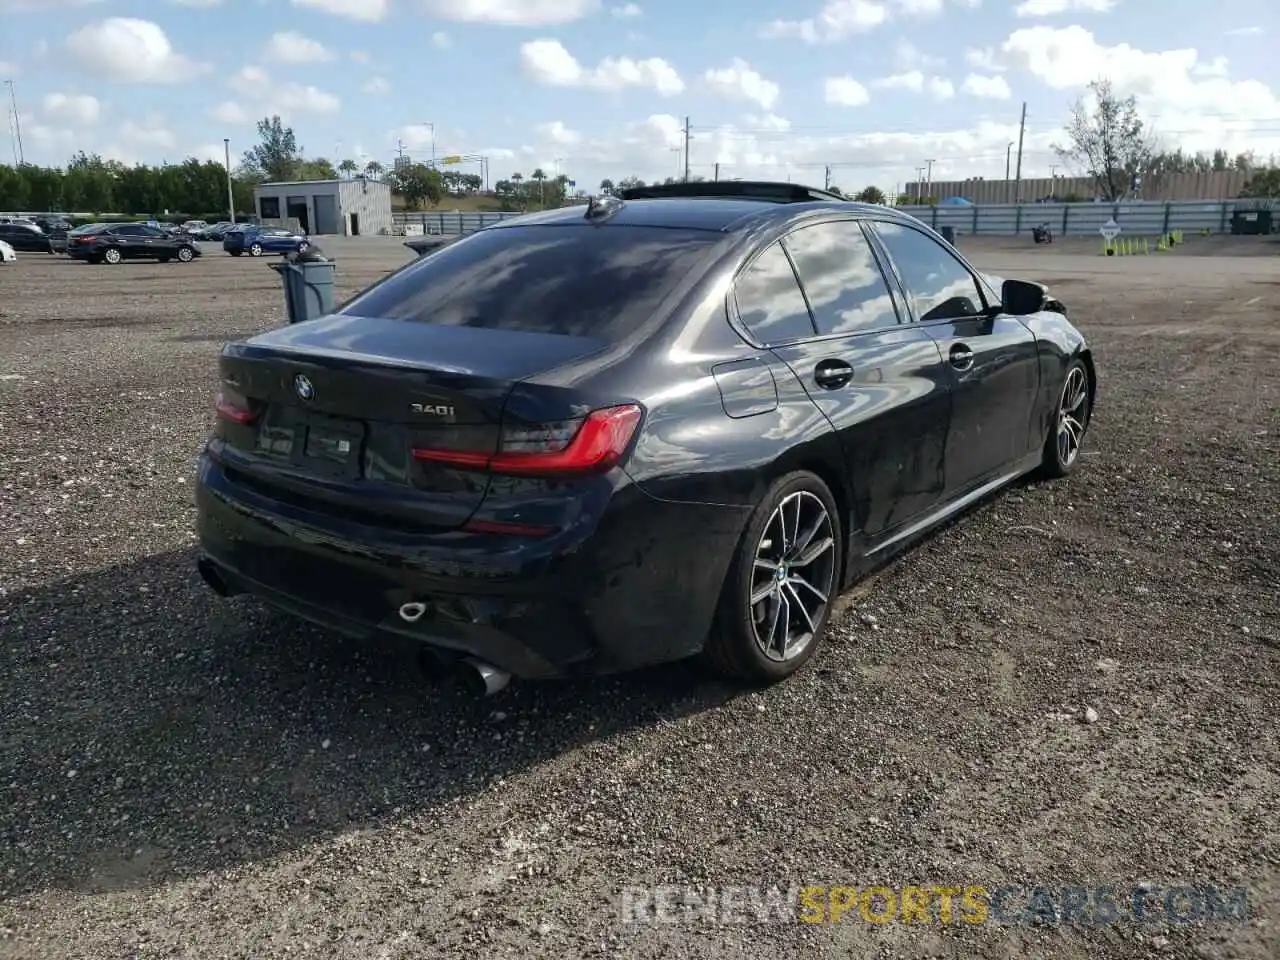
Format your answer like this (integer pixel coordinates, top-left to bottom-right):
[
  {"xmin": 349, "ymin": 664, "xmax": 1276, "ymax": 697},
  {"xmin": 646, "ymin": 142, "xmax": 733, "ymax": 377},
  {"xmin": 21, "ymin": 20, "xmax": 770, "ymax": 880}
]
[
  {"xmin": 270, "ymin": 252, "xmax": 335, "ymax": 324},
  {"xmin": 940, "ymin": 225, "xmax": 957, "ymax": 246}
]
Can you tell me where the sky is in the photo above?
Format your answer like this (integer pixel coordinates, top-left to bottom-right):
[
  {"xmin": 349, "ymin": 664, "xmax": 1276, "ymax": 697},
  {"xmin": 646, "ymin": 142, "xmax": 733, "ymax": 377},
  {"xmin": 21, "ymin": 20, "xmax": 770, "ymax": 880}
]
[{"xmin": 0, "ymin": 0, "xmax": 1276, "ymax": 196}]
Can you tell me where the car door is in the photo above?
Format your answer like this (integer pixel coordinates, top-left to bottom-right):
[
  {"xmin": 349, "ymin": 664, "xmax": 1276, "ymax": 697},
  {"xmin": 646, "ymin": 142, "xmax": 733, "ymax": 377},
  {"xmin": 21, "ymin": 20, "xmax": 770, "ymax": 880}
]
[
  {"xmin": 735, "ymin": 219, "xmax": 952, "ymax": 548},
  {"xmin": 107, "ymin": 224, "xmax": 147, "ymax": 258},
  {"xmin": 868, "ymin": 220, "xmax": 1041, "ymax": 496},
  {"xmin": 140, "ymin": 224, "xmax": 176, "ymax": 258}
]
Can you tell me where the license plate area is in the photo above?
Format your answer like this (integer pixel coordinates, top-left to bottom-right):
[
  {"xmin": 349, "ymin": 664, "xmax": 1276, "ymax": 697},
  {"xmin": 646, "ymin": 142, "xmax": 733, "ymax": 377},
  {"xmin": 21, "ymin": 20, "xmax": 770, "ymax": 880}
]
[{"xmin": 255, "ymin": 407, "xmax": 366, "ymax": 479}]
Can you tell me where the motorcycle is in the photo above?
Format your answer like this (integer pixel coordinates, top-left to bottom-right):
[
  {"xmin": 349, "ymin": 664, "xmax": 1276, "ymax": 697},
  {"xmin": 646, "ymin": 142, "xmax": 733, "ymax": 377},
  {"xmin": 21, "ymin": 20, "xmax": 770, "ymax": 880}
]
[{"xmin": 1032, "ymin": 223, "xmax": 1053, "ymax": 244}]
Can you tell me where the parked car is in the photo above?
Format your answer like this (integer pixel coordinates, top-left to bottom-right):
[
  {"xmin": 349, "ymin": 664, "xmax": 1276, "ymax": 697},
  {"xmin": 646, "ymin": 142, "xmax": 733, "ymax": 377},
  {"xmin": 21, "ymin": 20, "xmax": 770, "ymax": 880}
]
[
  {"xmin": 223, "ymin": 225, "xmax": 310, "ymax": 257},
  {"xmin": 0, "ymin": 222, "xmax": 54, "ymax": 253},
  {"xmin": 0, "ymin": 239, "xmax": 15, "ymax": 264},
  {"xmin": 66, "ymin": 222, "xmax": 203, "ymax": 264},
  {"xmin": 202, "ymin": 221, "xmax": 235, "ymax": 240},
  {"xmin": 195, "ymin": 181, "xmax": 1096, "ymax": 694}
]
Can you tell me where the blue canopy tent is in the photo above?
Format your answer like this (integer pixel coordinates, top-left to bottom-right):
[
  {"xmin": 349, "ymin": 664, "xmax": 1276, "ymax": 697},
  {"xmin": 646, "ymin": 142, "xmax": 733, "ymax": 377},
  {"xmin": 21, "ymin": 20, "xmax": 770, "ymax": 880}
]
[{"xmin": 939, "ymin": 196, "xmax": 973, "ymax": 206}]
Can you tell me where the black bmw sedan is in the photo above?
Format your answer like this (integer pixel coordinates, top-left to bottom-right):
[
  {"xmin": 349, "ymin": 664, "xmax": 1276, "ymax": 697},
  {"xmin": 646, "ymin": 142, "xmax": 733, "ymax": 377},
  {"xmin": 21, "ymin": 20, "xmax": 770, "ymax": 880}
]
[{"xmin": 195, "ymin": 182, "xmax": 1095, "ymax": 691}]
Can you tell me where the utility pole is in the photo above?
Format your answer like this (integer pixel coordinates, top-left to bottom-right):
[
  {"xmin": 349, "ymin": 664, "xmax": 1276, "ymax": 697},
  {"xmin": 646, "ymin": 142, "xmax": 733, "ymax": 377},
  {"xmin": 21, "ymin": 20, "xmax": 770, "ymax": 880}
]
[
  {"xmin": 915, "ymin": 166, "xmax": 925, "ymax": 198},
  {"xmin": 396, "ymin": 139, "xmax": 406, "ymax": 166},
  {"xmin": 224, "ymin": 138, "xmax": 235, "ymax": 223},
  {"xmin": 1013, "ymin": 101, "xmax": 1027, "ymax": 204},
  {"xmin": 714, "ymin": 162, "xmax": 719, "ymax": 181},
  {"xmin": 824, "ymin": 164, "xmax": 831, "ymax": 190},
  {"xmin": 682, "ymin": 116, "xmax": 691, "ymax": 182},
  {"xmin": 4, "ymin": 80, "xmax": 23, "ymax": 165},
  {"xmin": 924, "ymin": 158, "xmax": 936, "ymax": 194},
  {"xmin": 423, "ymin": 121, "xmax": 435, "ymax": 168}
]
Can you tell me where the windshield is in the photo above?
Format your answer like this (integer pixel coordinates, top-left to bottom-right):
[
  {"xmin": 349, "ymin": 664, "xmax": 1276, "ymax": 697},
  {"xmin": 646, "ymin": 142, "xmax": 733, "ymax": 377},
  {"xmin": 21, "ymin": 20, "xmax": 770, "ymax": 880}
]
[{"xmin": 342, "ymin": 224, "xmax": 722, "ymax": 341}]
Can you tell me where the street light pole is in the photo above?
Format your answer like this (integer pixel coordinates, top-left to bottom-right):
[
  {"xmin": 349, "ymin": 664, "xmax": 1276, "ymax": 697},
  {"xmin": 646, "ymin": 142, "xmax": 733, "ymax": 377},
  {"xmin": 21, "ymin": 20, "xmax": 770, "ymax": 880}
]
[
  {"xmin": 224, "ymin": 138, "xmax": 235, "ymax": 223},
  {"xmin": 423, "ymin": 121, "xmax": 435, "ymax": 168},
  {"xmin": 4, "ymin": 80, "xmax": 23, "ymax": 165}
]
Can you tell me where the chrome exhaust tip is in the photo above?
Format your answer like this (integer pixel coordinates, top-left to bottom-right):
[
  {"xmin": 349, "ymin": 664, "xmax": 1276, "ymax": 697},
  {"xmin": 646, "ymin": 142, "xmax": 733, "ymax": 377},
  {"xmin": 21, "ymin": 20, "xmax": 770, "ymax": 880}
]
[
  {"xmin": 398, "ymin": 601, "xmax": 428, "ymax": 623},
  {"xmin": 459, "ymin": 657, "xmax": 511, "ymax": 696}
]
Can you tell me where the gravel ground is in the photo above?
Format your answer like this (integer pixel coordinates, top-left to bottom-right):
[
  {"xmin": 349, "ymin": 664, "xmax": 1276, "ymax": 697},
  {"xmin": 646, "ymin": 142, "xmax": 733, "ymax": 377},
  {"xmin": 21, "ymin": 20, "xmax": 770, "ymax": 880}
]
[{"xmin": 0, "ymin": 237, "xmax": 1277, "ymax": 960}]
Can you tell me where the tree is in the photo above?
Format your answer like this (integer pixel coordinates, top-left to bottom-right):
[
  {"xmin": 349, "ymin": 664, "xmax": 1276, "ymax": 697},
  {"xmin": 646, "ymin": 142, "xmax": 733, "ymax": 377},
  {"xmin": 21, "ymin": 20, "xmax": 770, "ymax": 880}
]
[
  {"xmin": 241, "ymin": 115, "xmax": 301, "ymax": 182},
  {"xmin": 364, "ymin": 160, "xmax": 385, "ymax": 179},
  {"xmin": 599, "ymin": 177, "xmax": 615, "ymax": 196},
  {"xmin": 389, "ymin": 163, "xmax": 443, "ymax": 209},
  {"xmin": 297, "ymin": 157, "xmax": 338, "ymax": 180},
  {"xmin": 1053, "ymin": 79, "xmax": 1156, "ymax": 201},
  {"xmin": 854, "ymin": 185, "xmax": 886, "ymax": 204},
  {"xmin": 1239, "ymin": 166, "xmax": 1280, "ymax": 198},
  {"xmin": 338, "ymin": 159, "xmax": 359, "ymax": 178}
]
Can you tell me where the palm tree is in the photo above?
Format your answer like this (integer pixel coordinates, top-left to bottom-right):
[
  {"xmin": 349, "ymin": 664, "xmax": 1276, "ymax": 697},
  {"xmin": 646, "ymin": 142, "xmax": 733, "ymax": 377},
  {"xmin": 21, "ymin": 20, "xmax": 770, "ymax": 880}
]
[
  {"xmin": 364, "ymin": 160, "xmax": 384, "ymax": 180},
  {"xmin": 530, "ymin": 168, "xmax": 547, "ymax": 209},
  {"xmin": 599, "ymin": 177, "xmax": 615, "ymax": 196},
  {"xmin": 338, "ymin": 159, "xmax": 359, "ymax": 179}
]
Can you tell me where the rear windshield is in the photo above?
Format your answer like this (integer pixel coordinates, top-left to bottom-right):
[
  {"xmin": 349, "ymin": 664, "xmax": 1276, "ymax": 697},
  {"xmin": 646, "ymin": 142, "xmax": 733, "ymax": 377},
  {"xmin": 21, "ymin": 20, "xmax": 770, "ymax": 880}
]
[{"xmin": 342, "ymin": 224, "xmax": 722, "ymax": 340}]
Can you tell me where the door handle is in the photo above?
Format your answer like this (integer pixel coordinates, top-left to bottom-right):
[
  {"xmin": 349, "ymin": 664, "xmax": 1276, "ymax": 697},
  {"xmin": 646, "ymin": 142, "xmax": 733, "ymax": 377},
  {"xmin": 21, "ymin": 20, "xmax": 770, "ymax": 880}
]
[
  {"xmin": 813, "ymin": 359, "xmax": 854, "ymax": 390},
  {"xmin": 949, "ymin": 344, "xmax": 974, "ymax": 371}
]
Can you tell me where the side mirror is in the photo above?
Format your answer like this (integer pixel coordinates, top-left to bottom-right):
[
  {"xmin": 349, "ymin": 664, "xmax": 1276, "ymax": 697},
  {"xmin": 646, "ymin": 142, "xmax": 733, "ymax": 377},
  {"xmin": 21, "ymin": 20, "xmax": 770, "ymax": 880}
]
[{"xmin": 1001, "ymin": 278, "xmax": 1049, "ymax": 316}]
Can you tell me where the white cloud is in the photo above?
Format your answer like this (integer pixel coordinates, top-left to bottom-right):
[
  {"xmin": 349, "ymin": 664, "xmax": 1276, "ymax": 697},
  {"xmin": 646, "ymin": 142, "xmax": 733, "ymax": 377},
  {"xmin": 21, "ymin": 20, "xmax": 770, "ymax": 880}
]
[
  {"xmin": 612, "ymin": 3, "xmax": 642, "ymax": 16},
  {"xmin": 423, "ymin": 0, "xmax": 600, "ymax": 25},
  {"xmin": 871, "ymin": 71, "xmax": 954, "ymax": 99},
  {"xmin": 431, "ymin": 32, "xmax": 452, "ymax": 48},
  {"xmin": 41, "ymin": 92, "xmax": 101, "ymax": 124},
  {"xmin": 290, "ymin": 0, "xmax": 388, "ymax": 21},
  {"xmin": 0, "ymin": 0, "xmax": 103, "ymax": 10},
  {"xmin": 66, "ymin": 18, "xmax": 205, "ymax": 83},
  {"xmin": 361, "ymin": 76, "xmax": 391, "ymax": 94},
  {"xmin": 119, "ymin": 120, "xmax": 175, "ymax": 150},
  {"xmin": 264, "ymin": 31, "xmax": 334, "ymax": 63},
  {"xmin": 210, "ymin": 101, "xmax": 249, "ymax": 125},
  {"xmin": 1014, "ymin": 0, "xmax": 1115, "ymax": 16},
  {"xmin": 763, "ymin": 1, "xmax": 889, "ymax": 43},
  {"xmin": 0, "ymin": 61, "xmax": 18, "ymax": 77},
  {"xmin": 227, "ymin": 65, "xmax": 341, "ymax": 117},
  {"xmin": 520, "ymin": 40, "xmax": 683, "ymax": 96},
  {"xmin": 1224, "ymin": 26, "xmax": 1262, "ymax": 37},
  {"xmin": 961, "ymin": 73, "xmax": 1011, "ymax": 99},
  {"xmin": 537, "ymin": 121, "xmax": 581, "ymax": 145},
  {"xmin": 825, "ymin": 76, "xmax": 870, "ymax": 107},
  {"xmin": 743, "ymin": 113, "xmax": 792, "ymax": 132},
  {"xmin": 893, "ymin": 0, "xmax": 943, "ymax": 16},
  {"xmin": 894, "ymin": 40, "xmax": 944, "ymax": 70},
  {"xmin": 704, "ymin": 59, "xmax": 780, "ymax": 110},
  {"xmin": 964, "ymin": 47, "xmax": 1005, "ymax": 71},
  {"xmin": 928, "ymin": 76, "xmax": 956, "ymax": 99}
]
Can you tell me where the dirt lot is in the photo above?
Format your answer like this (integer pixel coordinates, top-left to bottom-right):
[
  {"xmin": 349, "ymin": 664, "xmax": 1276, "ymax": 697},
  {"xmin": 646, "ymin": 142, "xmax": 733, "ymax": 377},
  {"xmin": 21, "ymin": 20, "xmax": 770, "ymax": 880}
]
[{"xmin": 0, "ymin": 236, "xmax": 1277, "ymax": 960}]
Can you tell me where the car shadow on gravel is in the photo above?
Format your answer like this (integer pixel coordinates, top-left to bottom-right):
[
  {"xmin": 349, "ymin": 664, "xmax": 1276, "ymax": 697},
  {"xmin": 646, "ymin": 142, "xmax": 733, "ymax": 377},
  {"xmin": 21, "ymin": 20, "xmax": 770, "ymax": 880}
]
[{"xmin": 0, "ymin": 547, "xmax": 738, "ymax": 900}]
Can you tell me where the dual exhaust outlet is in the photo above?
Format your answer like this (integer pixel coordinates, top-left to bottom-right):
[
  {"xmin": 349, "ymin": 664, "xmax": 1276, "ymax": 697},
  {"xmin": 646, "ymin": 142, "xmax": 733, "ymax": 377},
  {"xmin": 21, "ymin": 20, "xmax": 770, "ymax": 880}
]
[{"xmin": 398, "ymin": 601, "xmax": 510, "ymax": 696}]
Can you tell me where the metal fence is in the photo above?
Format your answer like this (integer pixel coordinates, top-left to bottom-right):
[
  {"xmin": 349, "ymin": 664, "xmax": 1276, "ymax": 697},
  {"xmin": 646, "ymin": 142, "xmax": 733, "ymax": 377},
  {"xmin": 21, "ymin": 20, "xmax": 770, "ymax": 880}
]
[
  {"xmin": 393, "ymin": 210, "xmax": 522, "ymax": 235},
  {"xmin": 906, "ymin": 171, "xmax": 1252, "ymax": 204},
  {"xmin": 900, "ymin": 199, "xmax": 1275, "ymax": 237}
]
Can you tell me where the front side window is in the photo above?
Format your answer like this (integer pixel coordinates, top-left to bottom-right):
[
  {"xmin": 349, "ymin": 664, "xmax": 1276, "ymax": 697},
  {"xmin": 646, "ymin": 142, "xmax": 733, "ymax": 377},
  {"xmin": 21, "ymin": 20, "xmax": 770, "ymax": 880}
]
[
  {"xmin": 782, "ymin": 220, "xmax": 900, "ymax": 335},
  {"xmin": 732, "ymin": 242, "xmax": 816, "ymax": 343},
  {"xmin": 872, "ymin": 222, "xmax": 986, "ymax": 323},
  {"xmin": 343, "ymin": 225, "xmax": 722, "ymax": 341}
]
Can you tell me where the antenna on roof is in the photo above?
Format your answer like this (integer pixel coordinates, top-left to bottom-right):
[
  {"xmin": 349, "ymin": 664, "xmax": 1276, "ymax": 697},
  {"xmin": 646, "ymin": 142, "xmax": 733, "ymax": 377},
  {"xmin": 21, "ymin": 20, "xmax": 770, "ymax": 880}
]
[{"xmin": 585, "ymin": 194, "xmax": 624, "ymax": 220}]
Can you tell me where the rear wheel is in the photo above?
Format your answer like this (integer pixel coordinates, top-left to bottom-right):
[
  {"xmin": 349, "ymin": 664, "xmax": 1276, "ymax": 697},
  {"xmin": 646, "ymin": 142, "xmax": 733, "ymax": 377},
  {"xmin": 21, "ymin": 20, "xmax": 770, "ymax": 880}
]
[
  {"xmin": 103, "ymin": 247, "xmax": 122, "ymax": 265},
  {"xmin": 1038, "ymin": 359, "xmax": 1091, "ymax": 478},
  {"xmin": 297, "ymin": 240, "xmax": 310, "ymax": 253},
  {"xmin": 229, "ymin": 250, "xmax": 242, "ymax": 257},
  {"xmin": 703, "ymin": 471, "xmax": 842, "ymax": 683},
  {"xmin": 248, "ymin": 243, "xmax": 263, "ymax": 257}
]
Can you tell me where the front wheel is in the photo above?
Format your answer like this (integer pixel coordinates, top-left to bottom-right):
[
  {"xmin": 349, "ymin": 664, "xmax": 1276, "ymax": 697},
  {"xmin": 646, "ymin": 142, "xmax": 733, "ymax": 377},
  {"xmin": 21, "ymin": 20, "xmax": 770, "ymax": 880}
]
[
  {"xmin": 703, "ymin": 471, "xmax": 842, "ymax": 683},
  {"xmin": 176, "ymin": 245, "xmax": 194, "ymax": 262},
  {"xmin": 297, "ymin": 241, "xmax": 309, "ymax": 253},
  {"xmin": 1038, "ymin": 359, "xmax": 1091, "ymax": 478}
]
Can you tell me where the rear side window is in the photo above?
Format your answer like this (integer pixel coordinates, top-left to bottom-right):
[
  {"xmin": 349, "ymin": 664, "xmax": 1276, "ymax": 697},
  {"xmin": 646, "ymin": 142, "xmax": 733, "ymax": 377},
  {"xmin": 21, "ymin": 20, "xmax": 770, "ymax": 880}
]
[
  {"xmin": 344, "ymin": 225, "xmax": 721, "ymax": 341},
  {"xmin": 733, "ymin": 242, "xmax": 816, "ymax": 343},
  {"xmin": 782, "ymin": 221, "xmax": 899, "ymax": 335},
  {"xmin": 872, "ymin": 222, "xmax": 986, "ymax": 323}
]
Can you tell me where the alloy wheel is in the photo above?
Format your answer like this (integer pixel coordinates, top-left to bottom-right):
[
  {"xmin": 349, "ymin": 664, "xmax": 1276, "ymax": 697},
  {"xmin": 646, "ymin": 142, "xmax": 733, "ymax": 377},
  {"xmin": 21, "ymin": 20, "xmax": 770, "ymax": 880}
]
[
  {"xmin": 249, "ymin": 243, "xmax": 263, "ymax": 257},
  {"xmin": 104, "ymin": 247, "xmax": 121, "ymax": 264},
  {"xmin": 1057, "ymin": 366, "xmax": 1088, "ymax": 467},
  {"xmin": 749, "ymin": 490, "xmax": 837, "ymax": 662},
  {"xmin": 177, "ymin": 246, "xmax": 194, "ymax": 262}
]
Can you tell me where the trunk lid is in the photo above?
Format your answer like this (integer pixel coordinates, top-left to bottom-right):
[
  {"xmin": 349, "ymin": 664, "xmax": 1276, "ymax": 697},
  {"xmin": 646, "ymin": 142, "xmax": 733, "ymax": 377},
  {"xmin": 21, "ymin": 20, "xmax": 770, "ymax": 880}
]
[{"xmin": 213, "ymin": 315, "xmax": 610, "ymax": 531}]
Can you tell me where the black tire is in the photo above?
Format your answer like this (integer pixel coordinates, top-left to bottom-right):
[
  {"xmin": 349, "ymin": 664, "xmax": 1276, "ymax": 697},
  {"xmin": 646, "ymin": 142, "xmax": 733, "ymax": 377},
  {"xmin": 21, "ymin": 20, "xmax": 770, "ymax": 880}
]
[
  {"xmin": 229, "ymin": 250, "xmax": 242, "ymax": 257},
  {"xmin": 103, "ymin": 247, "xmax": 122, "ymax": 265},
  {"xmin": 176, "ymin": 245, "xmax": 194, "ymax": 262},
  {"xmin": 1038, "ymin": 358, "xmax": 1091, "ymax": 479},
  {"xmin": 702, "ymin": 471, "xmax": 842, "ymax": 684},
  {"xmin": 248, "ymin": 243, "xmax": 263, "ymax": 257}
]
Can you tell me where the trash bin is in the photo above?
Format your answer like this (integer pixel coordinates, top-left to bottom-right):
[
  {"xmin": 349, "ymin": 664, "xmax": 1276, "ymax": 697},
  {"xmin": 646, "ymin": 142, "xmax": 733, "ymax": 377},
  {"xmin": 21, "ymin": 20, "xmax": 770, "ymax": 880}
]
[
  {"xmin": 270, "ymin": 250, "xmax": 335, "ymax": 324},
  {"xmin": 940, "ymin": 225, "xmax": 957, "ymax": 246},
  {"xmin": 1230, "ymin": 209, "xmax": 1272, "ymax": 236}
]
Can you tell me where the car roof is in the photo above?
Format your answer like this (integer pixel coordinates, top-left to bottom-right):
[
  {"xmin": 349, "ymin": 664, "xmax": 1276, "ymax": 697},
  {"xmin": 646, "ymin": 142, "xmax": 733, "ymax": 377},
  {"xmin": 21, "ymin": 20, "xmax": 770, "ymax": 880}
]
[{"xmin": 489, "ymin": 187, "xmax": 919, "ymax": 235}]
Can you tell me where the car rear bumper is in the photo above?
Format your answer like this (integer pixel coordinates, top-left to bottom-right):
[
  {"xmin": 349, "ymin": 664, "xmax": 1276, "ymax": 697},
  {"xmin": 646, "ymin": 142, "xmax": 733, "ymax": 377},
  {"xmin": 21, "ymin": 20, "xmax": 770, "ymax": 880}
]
[{"xmin": 194, "ymin": 453, "xmax": 750, "ymax": 679}]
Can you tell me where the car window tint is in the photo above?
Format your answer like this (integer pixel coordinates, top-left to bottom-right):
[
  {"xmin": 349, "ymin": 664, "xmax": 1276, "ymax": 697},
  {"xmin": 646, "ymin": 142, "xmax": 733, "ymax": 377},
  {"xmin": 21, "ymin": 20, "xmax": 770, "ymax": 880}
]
[
  {"xmin": 782, "ymin": 221, "xmax": 899, "ymax": 335},
  {"xmin": 733, "ymin": 242, "xmax": 816, "ymax": 343},
  {"xmin": 343, "ymin": 225, "xmax": 722, "ymax": 341},
  {"xmin": 111, "ymin": 225, "xmax": 141, "ymax": 236},
  {"xmin": 873, "ymin": 222, "xmax": 985, "ymax": 323}
]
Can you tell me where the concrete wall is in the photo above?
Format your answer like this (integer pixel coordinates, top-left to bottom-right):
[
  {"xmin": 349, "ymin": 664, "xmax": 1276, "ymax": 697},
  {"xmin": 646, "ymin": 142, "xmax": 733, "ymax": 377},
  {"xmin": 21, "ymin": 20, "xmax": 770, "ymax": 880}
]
[
  {"xmin": 254, "ymin": 182, "xmax": 340, "ymax": 235},
  {"xmin": 908, "ymin": 170, "xmax": 1252, "ymax": 203},
  {"xmin": 337, "ymin": 179, "xmax": 393, "ymax": 236},
  {"xmin": 901, "ymin": 199, "xmax": 1274, "ymax": 237}
]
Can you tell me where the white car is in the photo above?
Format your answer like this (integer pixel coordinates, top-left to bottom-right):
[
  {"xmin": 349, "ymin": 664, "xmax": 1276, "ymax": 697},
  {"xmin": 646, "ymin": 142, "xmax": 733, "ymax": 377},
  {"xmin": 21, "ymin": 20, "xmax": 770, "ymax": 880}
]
[{"xmin": 0, "ymin": 239, "xmax": 16, "ymax": 263}]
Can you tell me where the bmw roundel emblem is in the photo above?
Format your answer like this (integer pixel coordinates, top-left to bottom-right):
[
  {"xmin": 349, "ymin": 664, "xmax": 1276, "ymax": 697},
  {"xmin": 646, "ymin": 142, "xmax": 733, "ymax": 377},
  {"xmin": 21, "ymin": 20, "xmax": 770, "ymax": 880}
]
[{"xmin": 294, "ymin": 373, "xmax": 315, "ymax": 401}]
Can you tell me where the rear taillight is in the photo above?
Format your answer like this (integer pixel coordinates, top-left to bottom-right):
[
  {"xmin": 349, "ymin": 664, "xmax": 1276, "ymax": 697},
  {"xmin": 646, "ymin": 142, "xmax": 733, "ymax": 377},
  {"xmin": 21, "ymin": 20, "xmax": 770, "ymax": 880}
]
[
  {"xmin": 215, "ymin": 390, "xmax": 259, "ymax": 425},
  {"xmin": 413, "ymin": 404, "xmax": 642, "ymax": 477},
  {"xmin": 76, "ymin": 235, "xmax": 97, "ymax": 243}
]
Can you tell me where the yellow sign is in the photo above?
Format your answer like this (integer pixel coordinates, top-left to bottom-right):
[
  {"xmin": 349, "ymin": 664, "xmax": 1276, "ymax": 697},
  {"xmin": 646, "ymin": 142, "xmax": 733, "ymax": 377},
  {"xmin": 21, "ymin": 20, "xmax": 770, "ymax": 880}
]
[{"xmin": 441, "ymin": 155, "xmax": 463, "ymax": 165}]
